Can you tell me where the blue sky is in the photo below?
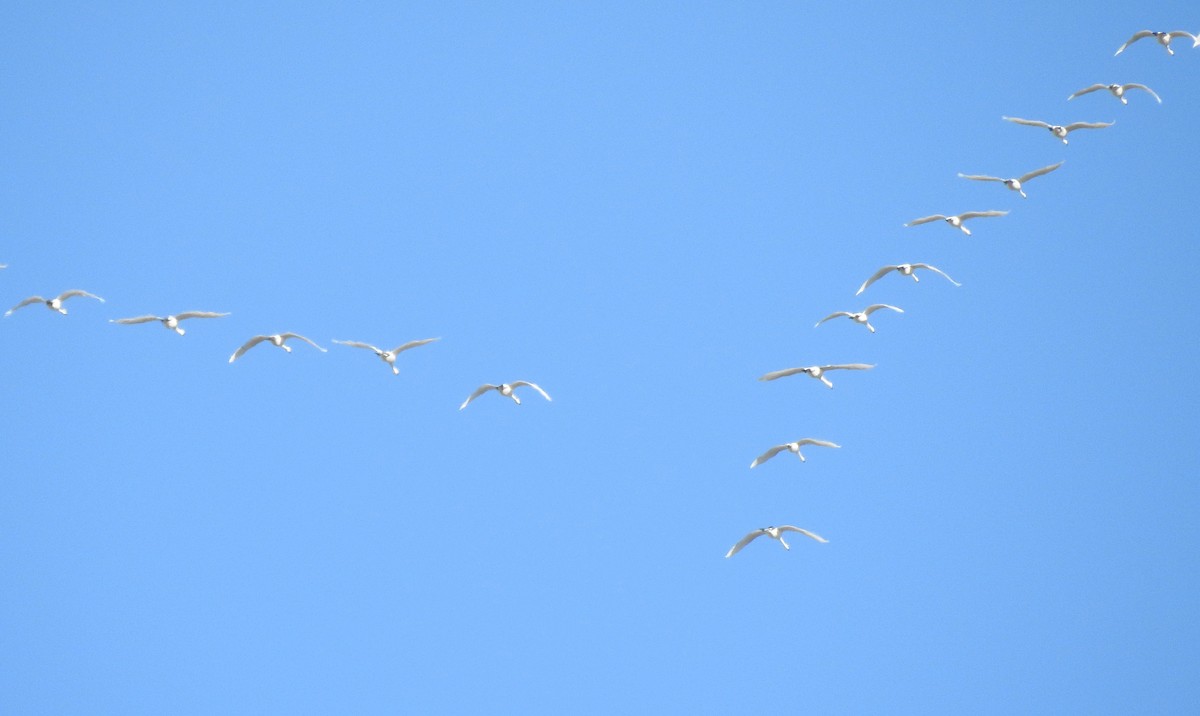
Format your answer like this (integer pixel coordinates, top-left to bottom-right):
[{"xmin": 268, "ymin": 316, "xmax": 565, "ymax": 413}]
[{"xmin": 3, "ymin": 2, "xmax": 1199, "ymax": 713}]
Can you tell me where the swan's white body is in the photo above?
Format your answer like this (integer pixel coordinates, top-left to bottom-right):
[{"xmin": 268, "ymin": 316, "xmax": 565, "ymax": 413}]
[
  {"xmin": 1114, "ymin": 30, "xmax": 1198, "ymax": 56},
  {"xmin": 758, "ymin": 363, "xmax": 873, "ymax": 389},
  {"xmin": 5, "ymin": 290, "xmax": 105, "ymax": 317},
  {"xmin": 1002, "ymin": 116, "xmax": 1114, "ymax": 145},
  {"xmin": 958, "ymin": 161, "xmax": 1064, "ymax": 199},
  {"xmin": 1068, "ymin": 83, "xmax": 1161, "ymax": 106},
  {"xmin": 816, "ymin": 304, "xmax": 902, "ymax": 333},
  {"xmin": 856, "ymin": 263, "xmax": 960, "ymax": 296},
  {"xmin": 750, "ymin": 439, "xmax": 841, "ymax": 467},
  {"xmin": 460, "ymin": 381, "xmax": 552, "ymax": 409},
  {"xmin": 725, "ymin": 525, "xmax": 828, "ymax": 558},
  {"xmin": 229, "ymin": 333, "xmax": 326, "ymax": 362},
  {"xmin": 333, "ymin": 337, "xmax": 439, "ymax": 375},
  {"xmin": 905, "ymin": 211, "xmax": 1008, "ymax": 235},
  {"xmin": 111, "ymin": 311, "xmax": 230, "ymax": 335}
]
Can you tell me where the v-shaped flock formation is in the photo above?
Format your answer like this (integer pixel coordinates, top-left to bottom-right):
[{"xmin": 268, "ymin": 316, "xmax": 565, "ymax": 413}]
[{"xmin": 2, "ymin": 26, "xmax": 1194, "ymax": 561}]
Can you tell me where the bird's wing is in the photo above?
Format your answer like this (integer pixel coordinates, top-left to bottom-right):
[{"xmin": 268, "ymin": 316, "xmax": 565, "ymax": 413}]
[
  {"xmin": 459, "ymin": 384, "xmax": 497, "ymax": 410},
  {"xmin": 1064, "ymin": 121, "xmax": 1114, "ymax": 132},
  {"xmin": 110, "ymin": 315, "xmax": 161, "ymax": 325},
  {"xmin": 794, "ymin": 439, "xmax": 841, "ymax": 449},
  {"xmin": 229, "ymin": 335, "xmax": 269, "ymax": 362},
  {"xmin": 957, "ymin": 173, "xmax": 1004, "ymax": 183},
  {"xmin": 1114, "ymin": 31, "xmax": 1153, "ymax": 55},
  {"xmin": 175, "ymin": 311, "xmax": 230, "ymax": 321},
  {"xmin": 1067, "ymin": 84, "xmax": 1107, "ymax": 100},
  {"xmin": 511, "ymin": 381, "xmax": 551, "ymax": 401},
  {"xmin": 1166, "ymin": 30, "xmax": 1196, "ymax": 41},
  {"xmin": 1123, "ymin": 84, "xmax": 1162, "ymax": 103},
  {"xmin": 912, "ymin": 263, "xmax": 961, "ymax": 286},
  {"xmin": 56, "ymin": 289, "xmax": 104, "ymax": 303},
  {"xmin": 5, "ymin": 296, "xmax": 46, "ymax": 316},
  {"xmin": 750, "ymin": 445, "xmax": 787, "ymax": 468},
  {"xmin": 759, "ymin": 367, "xmax": 806, "ymax": 381},
  {"xmin": 856, "ymin": 266, "xmax": 897, "ymax": 296},
  {"xmin": 815, "ymin": 311, "xmax": 852, "ymax": 327},
  {"xmin": 332, "ymin": 339, "xmax": 381, "ymax": 352},
  {"xmin": 822, "ymin": 363, "xmax": 874, "ymax": 372},
  {"xmin": 1018, "ymin": 161, "xmax": 1064, "ymax": 183},
  {"xmin": 281, "ymin": 333, "xmax": 327, "ymax": 352},
  {"xmin": 777, "ymin": 526, "xmax": 829, "ymax": 544},
  {"xmin": 959, "ymin": 210, "xmax": 1009, "ymax": 220},
  {"xmin": 863, "ymin": 304, "xmax": 903, "ymax": 315},
  {"xmin": 391, "ymin": 337, "xmax": 440, "ymax": 354},
  {"xmin": 1002, "ymin": 116, "xmax": 1050, "ymax": 128},
  {"xmin": 725, "ymin": 530, "xmax": 767, "ymax": 558},
  {"xmin": 905, "ymin": 215, "xmax": 946, "ymax": 227}
]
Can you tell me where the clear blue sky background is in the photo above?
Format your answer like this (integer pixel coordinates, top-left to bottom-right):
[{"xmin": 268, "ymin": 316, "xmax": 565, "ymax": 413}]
[{"xmin": 3, "ymin": 2, "xmax": 1199, "ymax": 713}]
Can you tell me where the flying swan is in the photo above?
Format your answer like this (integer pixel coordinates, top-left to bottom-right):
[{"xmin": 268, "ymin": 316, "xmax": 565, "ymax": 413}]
[
  {"xmin": 229, "ymin": 333, "xmax": 327, "ymax": 362},
  {"xmin": 5, "ymin": 290, "xmax": 105, "ymax": 317},
  {"xmin": 958, "ymin": 161, "xmax": 1064, "ymax": 199},
  {"xmin": 111, "ymin": 311, "xmax": 230, "ymax": 335},
  {"xmin": 725, "ymin": 526, "xmax": 828, "ymax": 558},
  {"xmin": 460, "ymin": 381, "xmax": 552, "ymax": 409},
  {"xmin": 333, "ymin": 337, "xmax": 440, "ymax": 375}
]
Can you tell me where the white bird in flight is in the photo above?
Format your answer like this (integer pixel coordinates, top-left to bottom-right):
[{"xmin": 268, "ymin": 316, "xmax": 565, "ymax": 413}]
[
  {"xmin": 110, "ymin": 311, "xmax": 230, "ymax": 335},
  {"xmin": 725, "ymin": 525, "xmax": 828, "ymax": 558},
  {"xmin": 1002, "ymin": 116, "xmax": 1114, "ymax": 145},
  {"xmin": 1114, "ymin": 30, "xmax": 1198, "ymax": 56},
  {"xmin": 815, "ymin": 304, "xmax": 903, "ymax": 333},
  {"xmin": 229, "ymin": 333, "xmax": 326, "ymax": 362},
  {"xmin": 333, "ymin": 337, "xmax": 440, "ymax": 375},
  {"xmin": 460, "ymin": 381, "xmax": 552, "ymax": 409},
  {"xmin": 5, "ymin": 290, "xmax": 105, "ymax": 317},
  {"xmin": 958, "ymin": 161, "xmax": 1064, "ymax": 199},
  {"xmin": 905, "ymin": 210, "xmax": 1008, "ymax": 235},
  {"xmin": 856, "ymin": 263, "xmax": 960, "ymax": 296},
  {"xmin": 1068, "ymin": 83, "xmax": 1161, "ymax": 106},
  {"xmin": 759, "ymin": 363, "xmax": 873, "ymax": 389},
  {"xmin": 750, "ymin": 439, "xmax": 841, "ymax": 468}
]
